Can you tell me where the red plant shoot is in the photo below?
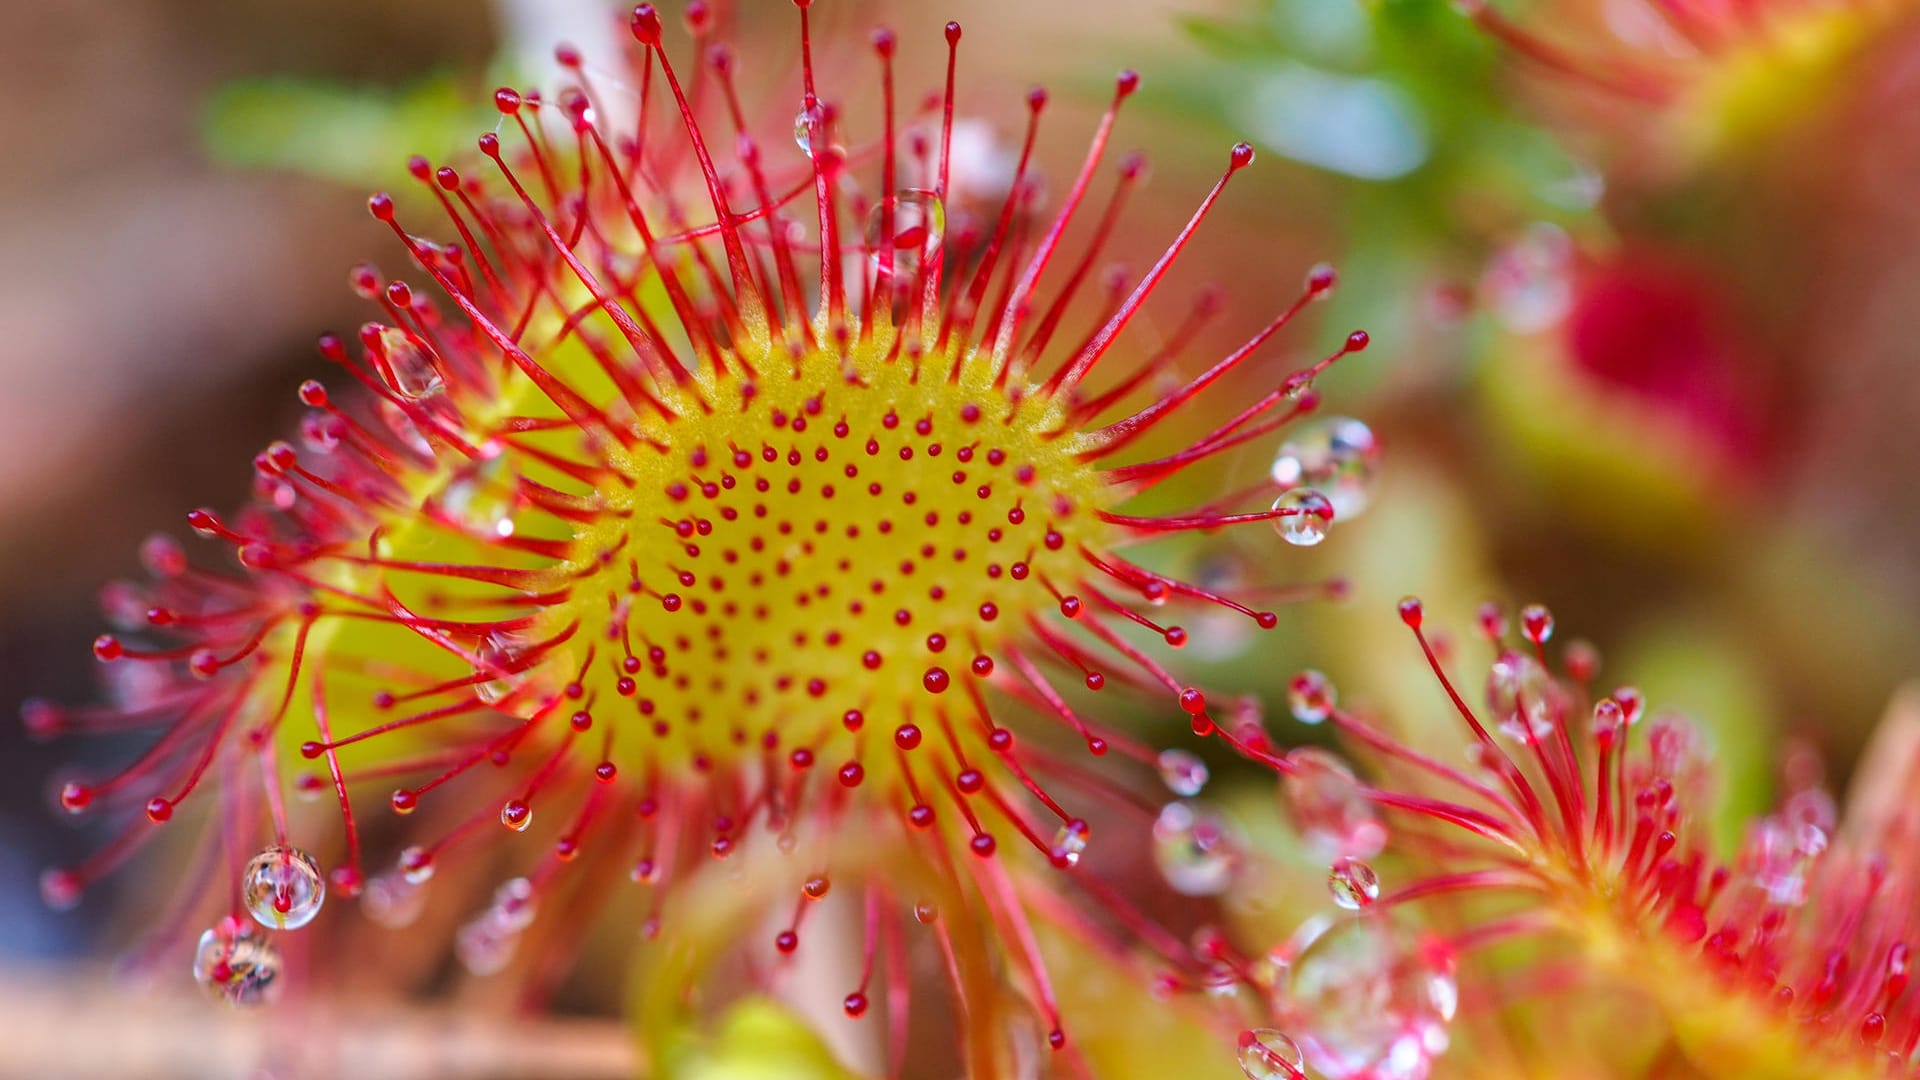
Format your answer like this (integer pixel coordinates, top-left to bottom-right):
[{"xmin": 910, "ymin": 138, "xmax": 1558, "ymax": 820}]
[{"xmin": 31, "ymin": 3, "xmax": 1374, "ymax": 1072}]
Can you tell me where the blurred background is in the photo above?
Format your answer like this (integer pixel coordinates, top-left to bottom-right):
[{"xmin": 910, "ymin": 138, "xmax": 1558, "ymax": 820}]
[{"xmin": 5, "ymin": 0, "xmax": 1920, "ymax": 1074}]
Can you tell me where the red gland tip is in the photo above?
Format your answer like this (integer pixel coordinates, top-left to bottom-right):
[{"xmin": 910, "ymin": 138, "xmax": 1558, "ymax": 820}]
[
  {"xmin": 1398, "ymin": 596, "xmax": 1425, "ymax": 628},
  {"xmin": 297, "ymin": 380, "xmax": 328, "ymax": 407},
  {"xmin": 871, "ymin": 27, "xmax": 895, "ymax": 54},
  {"xmin": 945, "ymin": 21, "xmax": 962, "ymax": 44},
  {"xmin": 1346, "ymin": 329, "xmax": 1370, "ymax": 351},
  {"xmin": 1230, "ymin": 142, "xmax": 1255, "ymax": 169},
  {"xmin": 1116, "ymin": 69, "xmax": 1140, "ymax": 96},
  {"xmin": 684, "ymin": 0, "xmax": 712, "ymax": 31},
  {"xmin": 405, "ymin": 155, "xmax": 430, "ymax": 180},
  {"xmin": 91, "ymin": 636, "xmax": 121, "ymax": 661},
  {"xmin": 1179, "ymin": 687, "xmax": 1207, "ymax": 715},
  {"xmin": 1027, "ymin": 86, "xmax": 1048, "ymax": 110},
  {"xmin": 58, "ymin": 782, "xmax": 92, "ymax": 813},
  {"xmin": 894, "ymin": 724, "xmax": 923, "ymax": 750},
  {"xmin": 391, "ymin": 789, "xmax": 418, "ymax": 814},
  {"xmin": 970, "ymin": 834, "xmax": 997, "ymax": 857},
  {"xmin": 554, "ymin": 43, "xmax": 582, "ymax": 68},
  {"xmin": 367, "ymin": 193, "xmax": 394, "ymax": 221},
  {"xmin": 145, "ymin": 797, "xmax": 173, "ymax": 823},
  {"xmin": 630, "ymin": 5, "xmax": 663, "ymax": 45},
  {"xmin": 1307, "ymin": 262, "xmax": 1338, "ymax": 295}
]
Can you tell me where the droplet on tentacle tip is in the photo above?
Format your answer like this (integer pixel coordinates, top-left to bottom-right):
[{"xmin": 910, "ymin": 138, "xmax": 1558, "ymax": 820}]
[
  {"xmin": 1272, "ymin": 488, "xmax": 1334, "ymax": 547},
  {"xmin": 1486, "ymin": 651, "xmax": 1557, "ymax": 742},
  {"xmin": 1157, "ymin": 748, "xmax": 1210, "ymax": 797},
  {"xmin": 1287, "ymin": 669, "xmax": 1337, "ymax": 725},
  {"xmin": 1327, "ymin": 855, "xmax": 1380, "ymax": 911},
  {"xmin": 1281, "ymin": 747, "xmax": 1387, "ymax": 860},
  {"xmin": 1270, "ymin": 417, "xmax": 1380, "ymax": 522},
  {"xmin": 192, "ymin": 918, "xmax": 282, "ymax": 1007},
  {"xmin": 1050, "ymin": 818, "xmax": 1091, "ymax": 868},
  {"xmin": 241, "ymin": 845, "xmax": 326, "ymax": 931},
  {"xmin": 1152, "ymin": 801, "xmax": 1243, "ymax": 896},
  {"xmin": 1279, "ymin": 914, "xmax": 1458, "ymax": 1080},
  {"xmin": 1237, "ymin": 1027, "xmax": 1307, "ymax": 1079}
]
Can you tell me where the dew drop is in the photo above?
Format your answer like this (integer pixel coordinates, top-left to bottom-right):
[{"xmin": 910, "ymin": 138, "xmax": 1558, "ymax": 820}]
[
  {"xmin": 1327, "ymin": 856, "xmax": 1380, "ymax": 911},
  {"xmin": 1280, "ymin": 915, "xmax": 1458, "ymax": 1080},
  {"xmin": 864, "ymin": 189, "xmax": 946, "ymax": 290},
  {"xmin": 362, "ymin": 870, "xmax": 428, "ymax": 928},
  {"xmin": 377, "ymin": 327, "xmax": 444, "ymax": 400},
  {"xmin": 1281, "ymin": 747, "xmax": 1386, "ymax": 859},
  {"xmin": 240, "ymin": 845, "xmax": 326, "ymax": 931},
  {"xmin": 1157, "ymin": 748, "xmax": 1210, "ymax": 797},
  {"xmin": 1270, "ymin": 417, "xmax": 1381, "ymax": 522},
  {"xmin": 1483, "ymin": 221, "xmax": 1573, "ymax": 333},
  {"xmin": 1152, "ymin": 801, "xmax": 1242, "ymax": 896},
  {"xmin": 490, "ymin": 876, "xmax": 538, "ymax": 933},
  {"xmin": 1287, "ymin": 669, "xmax": 1337, "ymax": 724},
  {"xmin": 500, "ymin": 799, "xmax": 532, "ymax": 832},
  {"xmin": 1486, "ymin": 651, "xmax": 1557, "ymax": 741},
  {"xmin": 1272, "ymin": 488, "xmax": 1334, "ymax": 547},
  {"xmin": 456, "ymin": 916, "xmax": 518, "ymax": 977},
  {"xmin": 192, "ymin": 918, "xmax": 282, "ymax": 1007},
  {"xmin": 398, "ymin": 844, "xmax": 436, "ymax": 885},
  {"xmin": 1237, "ymin": 1028, "xmax": 1307, "ymax": 1080},
  {"xmin": 793, "ymin": 105, "xmax": 823, "ymax": 155},
  {"xmin": 473, "ymin": 633, "xmax": 526, "ymax": 707},
  {"xmin": 1050, "ymin": 819, "xmax": 1091, "ymax": 868},
  {"xmin": 440, "ymin": 450, "xmax": 520, "ymax": 539}
]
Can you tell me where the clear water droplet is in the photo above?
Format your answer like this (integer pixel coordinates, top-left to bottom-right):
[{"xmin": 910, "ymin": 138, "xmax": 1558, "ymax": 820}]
[
  {"xmin": 398, "ymin": 845, "xmax": 435, "ymax": 885},
  {"xmin": 378, "ymin": 327, "xmax": 444, "ymax": 400},
  {"xmin": 1328, "ymin": 856, "xmax": 1380, "ymax": 910},
  {"xmin": 241, "ymin": 845, "xmax": 326, "ymax": 931},
  {"xmin": 1270, "ymin": 417, "xmax": 1381, "ymax": 522},
  {"xmin": 1157, "ymin": 748, "xmax": 1210, "ymax": 797},
  {"xmin": 1281, "ymin": 747, "xmax": 1387, "ymax": 859},
  {"xmin": 1279, "ymin": 915, "xmax": 1458, "ymax": 1080},
  {"xmin": 489, "ymin": 876, "xmax": 538, "ymax": 933},
  {"xmin": 863, "ymin": 189, "xmax": 946, "ymax": 292},
  {"xmin": 1486, "ymin": 651, "xmax": 1557, "ymax": 741},
  {"xmin": 1288, "ymin": 669, "xmax": 1338, "ymax": 724},
  {"xmin": 1238, "ymin": 1028, "xmax": 1307, "ymax": 1080},
  {"xmin": 1590, "ymin": 699, "xmax": 1625, "ymax": 743},
  {"xmin": 1483, "ymin": 222, "xmax": 1573, "ymax": 333},
  {"xmin": 193, "ymin": 917, "xmax": 282, "ymax": 1007},
  {"xmin": 440, "ymin": 450, "xmax": 520, "ymax": 539},
  {"xmin": 793, "ymin": 105, "xmax": 823, "ymax": 155},
  {"xmin": 1152, "ymin": 801, "xmax": 1243, "ymax": 896},
  {"xmin": 500, "ymin": 799, "xmax": 532, "ymax": 832},
  {"xmin": 473, "ymin": 633, "xmax": 525, "ymax": 707},
  {"xmin": 1050, "ymin": 818, "xmax": 1091, "ymax": 867},
  {"xmin": 1272, "ymin": 488, "xmax": 1334, "ymax": 547},
  {"xmin": 456, "ymin": 915, "xmax": 518, "ymax": 976},
  {"xmin": 362, "ymin": 870, "xmax": 427, "ymax": 928}
]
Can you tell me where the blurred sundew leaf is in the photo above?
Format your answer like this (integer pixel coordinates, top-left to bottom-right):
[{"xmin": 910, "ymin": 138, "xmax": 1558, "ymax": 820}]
[
  {"xmin": 201, "ymin": 73, "xmax": 498, "ymax": 189},
  {"xmin": 667, "ymin": 998, "xmax": 866, "ymax": 1080}
]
